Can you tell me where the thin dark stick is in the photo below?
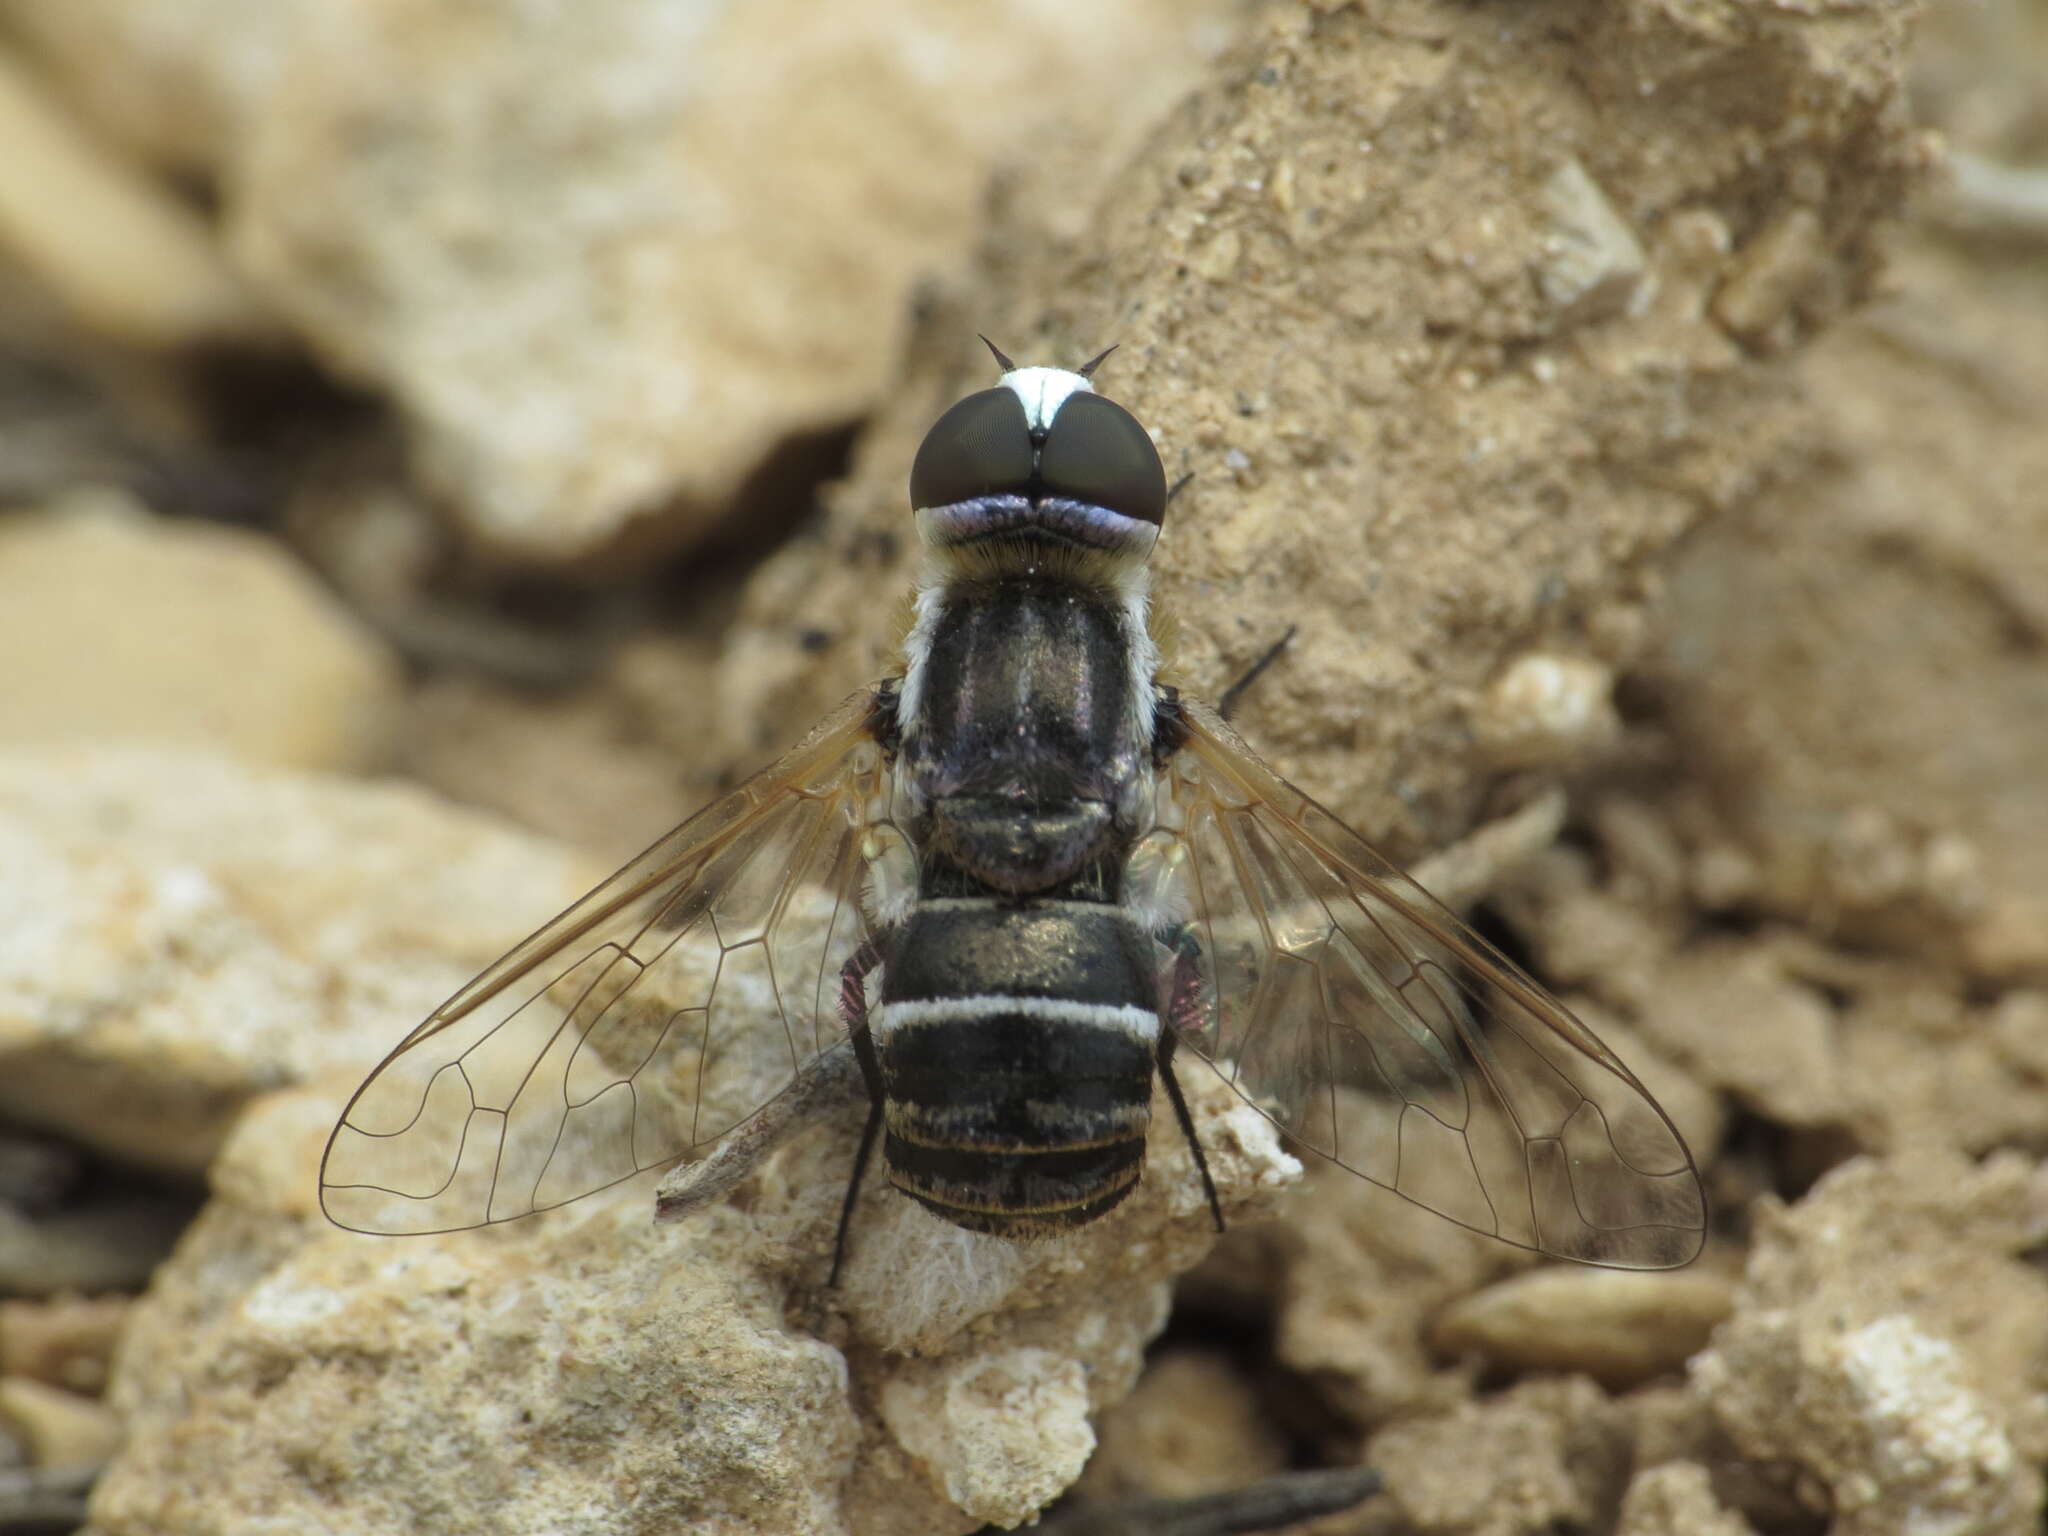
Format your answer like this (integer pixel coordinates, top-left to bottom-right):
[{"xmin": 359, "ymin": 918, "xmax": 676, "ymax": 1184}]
[{"xmin": 1032, "ymin": 1466, "xmax": 1384, "ymax": 1536}]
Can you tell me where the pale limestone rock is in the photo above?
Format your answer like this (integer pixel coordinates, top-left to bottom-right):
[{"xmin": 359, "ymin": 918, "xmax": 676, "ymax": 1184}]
[
  {"xmin": 1639, "ymin": 944, "xmax": 1844, "ymax": 1129},
  {"xmin": 0, "ymin": 1376, "xmax": 121, "ymax": 1469},
  {"xmin": 1369, "ymin": 1377, "xmax": 1631, "ymax": 1536},
  {"xmin": 1691, "ymin": 1153, "xmax": 2048, "ymax": 1536},
  {"xmin": 1473, "ymin": 652, "xmax": 1621, "ymax": 771},
  {"xmin": 879, "ymin": 1350, "xmax": 1096, "ymax": 1528},
  {"xmin": 1712, "ymin": 208, "xmax": 1828, "ymax": 343},
  {"xmin": 1653, "ymin": 230, "xmax": 2048, "ymax": 980},
  {"xmin": 1505, "ymin": 854, "xmax": 2048, "ymax": 1169},
  {"xmin": 1537, "ymin": 159, "xmax": 1648, "ymax": 325},
  {"xmin": 0, "ymin": 1296, "xmax": 129, "ymax": 1397},
  {"xmin": 1266, "ymin": 1163, "xmax": 1514, "ymax": 1426},
  {"xmin": 1071, "ymin": 1349, "xmax": 1289, "ymax": 1504},
  {"xmin": 27, "ymin": 746, "xmax": 1298, "ymax": 1531},
  {"xmin": 1431, "ymin": 1264, "xmax": 1735, "ymax": 1389},
  {"xmin": 215, "ymin": 0, "xmax": 1240, "ymax": 563},
  {"xmin": 0, "ymin": 747, "xmax": 593, "ymax": 1175},
  {"xmin": 99, "ymin": 1102, "xmax": 866, "ymax": 1536},
  {"xmin": 0, "ymin": 46, "xmax": 270, "ymax": 349},
  {"xmin": 1616, "ymin": 1462, "xmax": 1759, "ymax": 1536},
  {"xmin": 0, "ymin": 495, "xmax": 400, "ymax": 773},
  {"xmin": 712, "ymin": 0, "xmax": 1926, "ymax": 875},
  {"xmin": 90, "ymin": 1048, "xmax": 1298, "ymax": 1532},
  {"xmin": 0, "ymin": 0, "xmax": 301, "ymax": 176}
]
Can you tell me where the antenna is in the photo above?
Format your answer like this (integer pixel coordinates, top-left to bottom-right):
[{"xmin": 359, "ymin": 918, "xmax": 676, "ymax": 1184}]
[
  {"xmin": 978, "ymin": 334, "xmax": 1017, "ymax": 373},
  {"xmin": 1075, "ymin": 343, "xmax": 1119, "ymax": 377}
]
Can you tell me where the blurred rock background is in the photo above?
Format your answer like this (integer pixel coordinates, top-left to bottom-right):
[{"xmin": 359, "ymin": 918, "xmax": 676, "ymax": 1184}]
[{"xmin": 0, "ymin": 1, "xmax": 2043, "ymax": 1534}]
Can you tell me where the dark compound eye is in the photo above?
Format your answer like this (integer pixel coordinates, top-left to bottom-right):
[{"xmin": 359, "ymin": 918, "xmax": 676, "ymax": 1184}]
[
  {"xmin": 1037, "ymin": 391, "xmax": 1167, "ymax": 527},
  {"xmin": 910, "ymin": 388, "xmax": 1033, "ymax": 511}
]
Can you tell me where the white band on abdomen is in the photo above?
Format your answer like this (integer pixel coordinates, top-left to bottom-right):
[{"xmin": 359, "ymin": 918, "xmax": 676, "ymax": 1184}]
[{"xmin": 873, "ymin": 995, "xmax": 1160, "ymax": 1042}]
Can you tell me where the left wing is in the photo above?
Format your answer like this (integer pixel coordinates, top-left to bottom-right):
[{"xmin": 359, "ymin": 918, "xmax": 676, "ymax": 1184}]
[
  {"xmin": 320, "ymin": 689, "xmax": 890, "ymax": 1235},
  {"xmin": 1132, "ymin": 696, "xmax": 1706, "ymax": 1268}
]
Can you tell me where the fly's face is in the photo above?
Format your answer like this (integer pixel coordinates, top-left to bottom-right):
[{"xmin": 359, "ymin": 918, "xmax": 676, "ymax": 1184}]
[{"xmin": 909, "ymin": 344, "xmax": 1167, "ymax": 563}]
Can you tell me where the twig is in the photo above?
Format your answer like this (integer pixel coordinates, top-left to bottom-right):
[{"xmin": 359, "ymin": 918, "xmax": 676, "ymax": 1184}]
[{"xmin": 1032, "ymin": 1466, "xmax": 1384, "ymax": 1536}]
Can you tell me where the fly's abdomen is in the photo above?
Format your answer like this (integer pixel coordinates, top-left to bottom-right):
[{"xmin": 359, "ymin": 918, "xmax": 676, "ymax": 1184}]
[{"xmin": 875, "ymin": 900, "xmax": 1158, "ymax": 1239}]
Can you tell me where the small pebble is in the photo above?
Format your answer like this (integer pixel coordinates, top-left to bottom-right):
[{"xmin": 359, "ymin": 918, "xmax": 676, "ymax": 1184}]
[
  {"xmin": 0, "ymin": 1376, "xmax": 121, "ymax": 1470},
  {"xmin": 1431, "ymin": 1265, "xmax": 1735, "ymax": 1387}
]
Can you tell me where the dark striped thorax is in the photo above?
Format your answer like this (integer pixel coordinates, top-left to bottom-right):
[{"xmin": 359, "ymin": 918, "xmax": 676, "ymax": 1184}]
[{"xmin": 866, "ymin": 358, "xmax": 1173, "ymax": 1239}]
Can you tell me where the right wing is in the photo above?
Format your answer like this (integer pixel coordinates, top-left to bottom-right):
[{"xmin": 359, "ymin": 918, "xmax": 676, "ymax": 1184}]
[
  {"xmin": 1137, "ymin": 696, "xmax": 1706, "ymax": 1269},
  {"xmin": 320, "ymin": 689, "xmax": 893, "ymax": 1234}
]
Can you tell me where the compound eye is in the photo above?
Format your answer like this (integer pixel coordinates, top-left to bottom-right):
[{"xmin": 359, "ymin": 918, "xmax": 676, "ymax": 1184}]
[
  {"xmin": 1037, "ymin": 392, "xmax": 1167, "ymax": 526},
  {"xmin": 910, "ymin": 388, "xmax": 1033, "ymax": 510}
]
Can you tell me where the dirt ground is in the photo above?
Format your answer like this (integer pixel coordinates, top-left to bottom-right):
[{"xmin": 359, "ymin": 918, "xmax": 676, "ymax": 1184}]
[{"xmin": 0, "ymin": 2, "xmax": 2043, "ymax": 1534}]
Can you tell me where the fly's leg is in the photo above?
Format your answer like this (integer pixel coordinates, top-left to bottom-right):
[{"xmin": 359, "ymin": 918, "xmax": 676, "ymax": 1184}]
[
  {"xmin": 1157, "ymin": 924, "xmax": 1225, "ymax": 1235},
  {"xmin": 832, "ymin": 937, "xmax": 888, "ymax": 1286},
  {"xmin": 653, "ymin": 1044, "xmax": 863, "ymax": 1224},
  {"xmin": 1216, "ymin": 625, "xmax": 1296, "ymax": 721}
]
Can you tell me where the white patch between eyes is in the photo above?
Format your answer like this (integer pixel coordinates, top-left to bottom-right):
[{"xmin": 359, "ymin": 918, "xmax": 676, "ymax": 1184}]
[{"xmin": 1001, "ymin": 367, "xmax": 1094, "ymax": 433}]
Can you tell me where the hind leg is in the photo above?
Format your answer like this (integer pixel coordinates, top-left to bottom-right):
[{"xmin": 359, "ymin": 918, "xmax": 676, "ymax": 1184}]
[
  {"xmin": 831, "ymin": 938, "xmax": 887, "ymax": 1286},
  {"xmin": 1157, "ymin": 928, "xmax": 1225, "ymax": 1234}
]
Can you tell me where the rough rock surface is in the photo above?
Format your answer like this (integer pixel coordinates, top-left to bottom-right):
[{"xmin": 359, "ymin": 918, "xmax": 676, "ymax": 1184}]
[
  {"xmin": 12, "ymin": 1, "xmax": 2048, "ymax": 1535},
  {"xmin": 1614, "ymin": 1461, "xmax": 1758, "ymax": 1536},
  {"xmin": 0, "ymin": 493, "xmax": 401, "ymax": 772},
  {"xmin": 5, "ymin": 0, "xmax": 1242, "ymax": 564},
  {"xmin": 1500, "ymin": 819, "xmax": 2048, "ymax": 1171},
  {"xmin": 1691, "ymin": 1153, "xmax": 2048, "ymax": 1536},
  {"xmin": 89, "ymin": 1068, "xmax": 1297, "ymax": 1534},
  {"xmin": 0, "ymin": 0, "xmax": 302, "ymax": 177},
  {"xmin": 1069, "ymin": 1348, "xmax": 1291, "ymax": 1503},
  {"xmin": 0, "ymin": 1374, "xmax": 120, "ymax": 1469},
  {"xmin": 709, "ymin": 0, "xmax": 1925, "ymax": 867},
  {"xmin": 0, "ymin": 747, "xmax": 592, "ymax": 1174},
  {"xmin": 1430, "ymin": 1264, "xmax": 1736, "ymax": 1390},
  {"xmin": 1652, "ymin": 229, "xmax": 2048, "ymax": 981},
  {"xmin": 0, "ymin": 1295, "xmax": 129, "ymax": 1396},
  {"xmin": 1364, "ymin": 1376, "xmax": 1633, "ymax": 1536},
  {"xmin": 0, "ymin": 45, "xmax": 270, "ymax": 349}
]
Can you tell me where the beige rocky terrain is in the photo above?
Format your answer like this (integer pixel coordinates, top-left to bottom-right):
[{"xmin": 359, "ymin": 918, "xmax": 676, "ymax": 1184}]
[{"xmin": 0, "ymin": 1, "xmax": 2042, "ymax": 1533}]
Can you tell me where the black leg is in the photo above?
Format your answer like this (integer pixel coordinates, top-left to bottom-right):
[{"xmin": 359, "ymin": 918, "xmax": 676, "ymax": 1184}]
[
  {"xmin": 831, "ymin": 1099, "xmax": 883, "ymax": 1287},
  {"xmin": 831, "ymin": 940, "xmax": 886, "ymax": 1287},
  {"xmin": 1157, "ymin": 925, "xmax": 1225, "ymax": 1234},
  {"xmin": 1216, "ymin": 624, "xmax": 1297, "ymax": 722},
  {"xmin": 1157, "ymin": 1028, "xmax": 1225, "ymax": 1235}
]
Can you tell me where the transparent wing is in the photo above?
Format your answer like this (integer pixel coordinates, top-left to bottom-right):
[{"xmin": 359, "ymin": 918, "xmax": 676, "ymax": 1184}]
[
  {"xmin": 320, "ymin": 689, "xmax": 891, "ymax": 1235},
  {"xmin": 1133, "ymin": 697, "xmax": 1706, "ymax": 1268}
]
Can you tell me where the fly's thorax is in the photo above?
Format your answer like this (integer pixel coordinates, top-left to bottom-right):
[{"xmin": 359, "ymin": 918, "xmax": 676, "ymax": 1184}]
[
  {"xmin": 895, "ymin": 574, "xmax": 1155, "ymax": 894},
  {"xmin": 873, "ymin": 895, "xmax": 1161, "ymax": 1240}
]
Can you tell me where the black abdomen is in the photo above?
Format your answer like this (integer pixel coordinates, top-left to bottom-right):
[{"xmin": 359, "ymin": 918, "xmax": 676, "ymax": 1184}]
[{"xmin": 876, "ymin": 898, "xmax": 1158, "ymax": 1238}]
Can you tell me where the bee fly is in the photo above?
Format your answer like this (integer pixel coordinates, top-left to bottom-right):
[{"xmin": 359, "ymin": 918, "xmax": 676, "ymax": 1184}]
[{"xmin": 322, "ymin": 342, "xmax": 1708, "ymax": 1277}]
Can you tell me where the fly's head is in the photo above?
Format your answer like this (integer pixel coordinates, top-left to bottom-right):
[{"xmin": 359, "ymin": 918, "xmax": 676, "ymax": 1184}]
[{"xmin": 909, "ymin": 340, "xmax": 1166, "ymax": 574}]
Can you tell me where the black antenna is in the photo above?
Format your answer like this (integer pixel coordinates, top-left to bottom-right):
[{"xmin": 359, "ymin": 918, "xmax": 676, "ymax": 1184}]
[
  {"xmin": 1076, "ymin": 343, "xmax": 1119, "ymax": 377},
  {"xmin": 978, "ymin": 334, "xmax": 1017, "ymax": 373}
]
